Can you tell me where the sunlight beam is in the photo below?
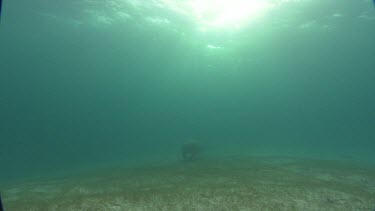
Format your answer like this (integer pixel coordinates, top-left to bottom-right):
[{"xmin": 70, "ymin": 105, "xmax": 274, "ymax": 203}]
[{"xmin": 188, "ymin": 0, "xmax": 273, "ymax": 29}]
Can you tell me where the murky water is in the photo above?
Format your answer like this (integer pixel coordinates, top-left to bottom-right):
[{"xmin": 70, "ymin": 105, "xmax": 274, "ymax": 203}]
[{"xmin": 0, "ymin": 0, "xmax": 374, "ymax": 209}]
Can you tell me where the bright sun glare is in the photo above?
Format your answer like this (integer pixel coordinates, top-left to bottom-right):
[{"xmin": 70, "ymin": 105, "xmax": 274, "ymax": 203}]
[
  {"xmin": 163, "ymin": 0, "xmax": 273, "ymax": 30},
  {"xmin": 190, "ymin": 0, "xmax": 272, "ymax": 29}
]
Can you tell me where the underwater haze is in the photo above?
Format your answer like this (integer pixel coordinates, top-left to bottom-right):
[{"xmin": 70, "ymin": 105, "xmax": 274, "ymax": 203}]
[{"xmin": 1, "ymin": 0, "xmax": 375, "ymax": 189}]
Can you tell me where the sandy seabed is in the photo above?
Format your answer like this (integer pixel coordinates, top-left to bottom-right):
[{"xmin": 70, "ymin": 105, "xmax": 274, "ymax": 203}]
[{"xmin": 2, "ymin": 156, "xmax": 375, "ymax": 211}]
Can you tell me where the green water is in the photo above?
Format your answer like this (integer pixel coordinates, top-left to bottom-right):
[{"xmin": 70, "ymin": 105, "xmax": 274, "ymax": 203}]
[{"xmin": 0, "ymin": 0, "xmax": 374, "ymax": 185}]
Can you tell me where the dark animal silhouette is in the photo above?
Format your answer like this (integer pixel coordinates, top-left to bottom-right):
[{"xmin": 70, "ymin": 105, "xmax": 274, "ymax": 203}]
[
  {"xmin": 0, "ymin": 0, "xmax": 2, "ymax": 20},
  {"xmin": 181, "ymin": 142, "xmax": 200, "ymax": 161},
  {"xmin": 0, "ymin": 192, "xmax": 3, "ymax": 211}
]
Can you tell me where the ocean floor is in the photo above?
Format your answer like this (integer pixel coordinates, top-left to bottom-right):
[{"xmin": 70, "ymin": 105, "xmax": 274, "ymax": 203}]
[{"xmin": 2, "ymin": 156, "xmax": 375, "ymax": 210}]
